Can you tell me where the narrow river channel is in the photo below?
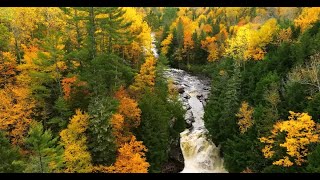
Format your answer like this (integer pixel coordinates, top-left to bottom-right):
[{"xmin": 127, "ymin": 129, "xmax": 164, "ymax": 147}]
[{"xmin": 151, "ymin": 33, "xmax": 227, "ymax": 173}]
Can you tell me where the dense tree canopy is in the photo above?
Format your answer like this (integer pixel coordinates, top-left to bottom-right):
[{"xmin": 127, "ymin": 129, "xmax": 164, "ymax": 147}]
[{"xmin": 1, "ymin": 7, "xmax": 320, "ymax": 173}]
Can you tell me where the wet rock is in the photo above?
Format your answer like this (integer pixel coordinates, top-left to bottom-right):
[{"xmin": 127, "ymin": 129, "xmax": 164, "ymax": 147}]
[
  {"xmin": 196, "ymin": 94, "xmax": 203, "ymax": 100},
  {"xmin": 184, "ymin": 110, "xmax": 194, "ymax": 120},
  {"xmin": 185, "ymin": 110, "xmax": 194, "ymax": 128},
  {"xmin": 177, "ymin": 86, "xmax": 185, "ymax": 94},
  {"xmin": 185, "ymin": 120, "xmax": 193, "ymax": 129},
  {"xmin": 183, "ymin": 104, "xmax": 191, "ymax": 111},
  {"xmin": 183, "ymin": 93, "xmax": 191, "ymax": 99},
  {"xmin": 181, "ymin": 98, "xmax": 188, "ymax": 104},
  {"xmin": 162, "ymin": 136, "xmax": 184, "ymax": 173}
]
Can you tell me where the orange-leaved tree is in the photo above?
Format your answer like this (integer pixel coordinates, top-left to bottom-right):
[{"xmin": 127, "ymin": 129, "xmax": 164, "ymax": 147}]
[
  {"xmin": 98, "ymin": 136, "xmax": 150, "ymax": 173},
  {"xmin": 0, "ymin": 51, "xmax": 35, "ymax": 146},
  {"xmin": 113, "ymin": 86, "xmax": 141, "ymax": 146}
]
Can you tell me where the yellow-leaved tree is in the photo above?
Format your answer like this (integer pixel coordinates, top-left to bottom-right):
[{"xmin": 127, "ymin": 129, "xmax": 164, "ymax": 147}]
[
  {"xmin": 110, "ymin": 113, "xmax": 127, "ymax": 146},
  {"xmin": 225, "ymin": 18, "xmax": 278, "ymax": 62},
  {"xmin": 224, "ymin": 24, "xmax": 251, "ymax": 62},
  {"xmin": 294, "ymin": 7, "xmax": 320, "ymax": 33},
  {"xmin": 121, "ymin": 7, "xmax": 152, "ymax": 64},
  {"xmin": 260, "ymin": 111, "xmax": 320, "ymax": 167},
  {"xmin": 161, "ymin": 33, "xmax": 173, "ymax": 56},
  {"xmin": 129, "ymin": 56, "xmax": 156, "ymax": 94},
  {"xmin": 245, "ymin": 18, "xmax": 278, "ymax": 61},
  {"xmin": 59, "ymin": 109, "xmax": 93, "ymax": 173},
  {"xmin": 236, "ymin": 101, "xmax": 254, "ymax": 134}
]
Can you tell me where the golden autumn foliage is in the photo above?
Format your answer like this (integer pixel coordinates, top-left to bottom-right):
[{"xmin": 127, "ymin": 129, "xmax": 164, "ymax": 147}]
[
  {"xmin": 15, "ymin": 45, "xmax": 39, "ymax": 86},
  {"xmin": 59, "ymin": 109, "xmax": 93, "ymax": 173},
  {"xmin": 225, "ymin": 19, "xmax": 278, "ymax": 61},
  {"xmin": 115, "ymin": 86, "xmax": 141, "ymax": 129},
  {"xmin": 260, "ymin": 111, "xmax": 320, "ymax": 167},
  {"xmin": 201, "ymin": 36, "xmax": 219, "ymax": 62},
  {"xmin": 202, "ymin": 24, "xmax": 213, "ymax": 34},
  {"xmin": 245, "ymin": 18, "xmax": 278, "ymax": 61},
  {"xmin": 201, "ymin": 36, "xmax": 215, "ymax": 49},
  {"xmin": 0, "ymin": 52, "xmax": 17, "ymax": 87},
  {"xmin": 104, "ymin": 136, "xmax": 150, "ymax": 173},
  {"xmin": 160, "ymin": 33, "xmax": 173, "ymax": 56},
  {"xmin": 114, "ymin": 85, "xmax": 130, "ymax": 99},
  {"xmin": 183, "ymin": 31, "xmax": 194, "ymax": 51},
  {"xmin": 106, "ymin": 86, "xmax": 149, "ymax": 173},
  {"xmin": 0, "ymin": 48, "xmax": 35, "ymax": 146},
  {"xmin": 118, "ymin": 96, "xmax": 141, "ymax": 129},
  {"xmin": 130, "ymin": 56, "xmax": 156, "ymax": 93},
  {"xmin": 117, "ymin": 7, "xmax": 152, "ymax": 64},
  {"xmin": 294, "ymin": 7, "xmax": 320, "ymax": 32},
  {"xmin": 61, "ymin": 76, "xmax": 77, "ymax": 100},
  {"xmin": 236, "ymin": 101, "xmax": 254, "ymax": 134},
  {"xmin": 274, "ymin": 27, "xmax": 292, "ymax": 45},
  {"xmin": 113, "ymin": 86, "xmax": 142, "ymax": 146},
  {"xmin": 225, "ymin": 25, "xmax": 250, "ymax": 61},
  {"xmin": 0, "ymin": 86, "xmax": 35, "ymax": 146},
  {"xmin": 111, "ymin": 113, "xmax": 129, "ymax": 146},
  {"xmin": 61, "ymin": 76, "xmax": 88, "ymax": 100}
]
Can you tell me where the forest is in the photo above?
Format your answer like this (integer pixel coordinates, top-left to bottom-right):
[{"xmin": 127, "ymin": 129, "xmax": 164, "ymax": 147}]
[{"xmin": 0, "ymin": 7, "xmax": 320, "ymax": 173}]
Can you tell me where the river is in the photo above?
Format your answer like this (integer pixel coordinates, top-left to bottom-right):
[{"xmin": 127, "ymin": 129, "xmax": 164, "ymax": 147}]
[
  {"xmin": 163, "ymin": 69, "xmax": 227, "ymax": 173},
  {"xmin": 151, "ymin": 33, "xmax": 227, "ymax": 173}
]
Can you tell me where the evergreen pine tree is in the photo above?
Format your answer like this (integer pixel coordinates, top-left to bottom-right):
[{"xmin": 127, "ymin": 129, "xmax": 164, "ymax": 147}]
[{"xmin": 23, "ymin": 122, "xmax": 63, "ymax": 173}]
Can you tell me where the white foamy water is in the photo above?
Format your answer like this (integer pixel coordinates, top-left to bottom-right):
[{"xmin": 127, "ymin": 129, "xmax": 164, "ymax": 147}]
[
  {"xmin": 164, "ymin": 69, "xmax": 227, "ymax": 173},
  {"xmin": 151, "ymin": 33, "xmax": 227, "ymax": 173}
]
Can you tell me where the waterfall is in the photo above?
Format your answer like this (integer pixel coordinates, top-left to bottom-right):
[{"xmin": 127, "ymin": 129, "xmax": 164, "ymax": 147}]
[
  {"xmin": 164, "ymin": 69, "xmax": 227, "ymax": 173},
  {"xmin": 151, "ymin": 32, "xmax": 227, "ymax": 173}
]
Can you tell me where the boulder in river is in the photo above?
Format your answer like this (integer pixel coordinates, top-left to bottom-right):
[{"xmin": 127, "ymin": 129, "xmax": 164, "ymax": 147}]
[
  {"xmin": 183, "ymin": 93, "xmax": 191, "ymax": 99},
  {"xmin": 196, "ymin": 94, "xmax": 203, "ymax": 100},
  {"xmin": 183, "ymin": 104, "xmax": 191, "ymax": 111},
  {"xmin": 185, "ymin": 120, "xmax": 193, "ymax": 129},
  {"xmin": 184, "ymin": 110, "xmax": 194, "ymax": 121},
  {"xmin": 177, "ymin": 86, "xmax": 185, "ymax": 94}
]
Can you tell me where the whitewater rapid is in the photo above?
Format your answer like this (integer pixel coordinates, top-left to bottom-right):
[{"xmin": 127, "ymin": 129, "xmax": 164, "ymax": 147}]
[
  {"xmin": 151, "ymin": 32, "xmax": 227, "ymax": 173},
  {"xmin": 163, "ymin": 69, "xmax": 227, "ymax": 173}
]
